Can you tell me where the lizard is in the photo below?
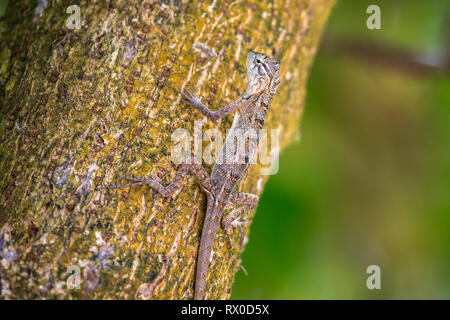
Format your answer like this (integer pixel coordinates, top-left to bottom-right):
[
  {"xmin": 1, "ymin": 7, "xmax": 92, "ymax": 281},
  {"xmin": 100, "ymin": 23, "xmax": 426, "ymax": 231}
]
[{"xmin": 108, "ymin": 50, "xmax": 280, "ymax": 300}]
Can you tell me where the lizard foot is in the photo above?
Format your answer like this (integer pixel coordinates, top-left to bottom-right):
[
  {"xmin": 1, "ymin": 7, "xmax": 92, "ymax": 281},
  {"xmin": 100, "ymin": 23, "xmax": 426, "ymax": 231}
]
[
  {"xmin": 222, "ymin": 217, "xmax": 248, "ymax": 249},
  {"xmin": 175, "ymin": 88, "xmax": 204, "ymax": 109}
]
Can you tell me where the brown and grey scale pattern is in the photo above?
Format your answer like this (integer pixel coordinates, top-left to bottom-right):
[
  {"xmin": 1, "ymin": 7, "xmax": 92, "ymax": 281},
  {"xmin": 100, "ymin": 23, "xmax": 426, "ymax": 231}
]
[{"xmin": 0, "ymin": 0, "xmax": 335, "ymax": 299}]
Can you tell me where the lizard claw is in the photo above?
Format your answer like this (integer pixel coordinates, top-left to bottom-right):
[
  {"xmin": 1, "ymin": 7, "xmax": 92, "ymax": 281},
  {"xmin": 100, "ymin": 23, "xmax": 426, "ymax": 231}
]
[
  {"xmin": 223, "ymin": 226, "xmax": 235, "ymax": 250},
  {"xmin": 174, "ymin": 88, "xmax": 191, "ymax": 100},
  {"xmin": 224, "ymin": 218, "xmax": 249, "ymax": 249},
  {"xmin": 173, "ymin": 88, "xmax": 185, "ymax": 97},
  {"xmin": 183, "ymin": 88, "xmax": 194, "ymax": 98},
  {"xmin": 175, "ymin": 88, "xmax": 203, "ymax": 108}
]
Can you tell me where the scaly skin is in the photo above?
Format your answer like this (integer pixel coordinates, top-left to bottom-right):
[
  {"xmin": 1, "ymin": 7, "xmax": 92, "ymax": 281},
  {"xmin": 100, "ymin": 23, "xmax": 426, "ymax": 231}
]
[{"xmin": 109, "ymin": 50, "xmax": 280, "ymax": 300}]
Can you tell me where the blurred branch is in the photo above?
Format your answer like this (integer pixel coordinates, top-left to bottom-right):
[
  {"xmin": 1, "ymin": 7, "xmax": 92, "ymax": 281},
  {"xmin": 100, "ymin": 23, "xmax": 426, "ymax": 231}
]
[{"xmin": 321, "ymin": 35, "xmax": 450, "ymax": 77}]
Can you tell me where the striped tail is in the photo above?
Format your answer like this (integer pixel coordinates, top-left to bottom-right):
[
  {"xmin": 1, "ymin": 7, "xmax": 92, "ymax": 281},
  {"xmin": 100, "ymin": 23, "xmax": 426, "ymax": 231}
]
[{"xmin": 194, "ymin": 198, "xmax": 225, "ymax": 300}]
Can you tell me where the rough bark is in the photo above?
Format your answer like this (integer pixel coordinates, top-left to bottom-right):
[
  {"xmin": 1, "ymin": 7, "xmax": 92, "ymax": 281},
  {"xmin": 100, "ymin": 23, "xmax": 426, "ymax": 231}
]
[{"xmin": 0, "ymin": 0, "xmax": 335, "ymax": 299}]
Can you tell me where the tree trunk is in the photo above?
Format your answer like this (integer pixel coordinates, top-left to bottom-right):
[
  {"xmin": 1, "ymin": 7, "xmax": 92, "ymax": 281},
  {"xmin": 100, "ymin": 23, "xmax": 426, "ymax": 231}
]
[{"xmin": 0, "ymin": 0, "xmax": 335, "ymax": 299}]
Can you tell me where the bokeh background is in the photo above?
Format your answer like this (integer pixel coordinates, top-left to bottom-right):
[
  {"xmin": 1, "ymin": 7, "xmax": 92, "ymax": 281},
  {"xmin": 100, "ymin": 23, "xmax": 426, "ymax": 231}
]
[
  {"xmin": 232, "ymin": 0, "xmax": 450, "ymax": 299},
  {"xmin": 1, "ymin": 0, "xmax": 449, "ymax": 299}
]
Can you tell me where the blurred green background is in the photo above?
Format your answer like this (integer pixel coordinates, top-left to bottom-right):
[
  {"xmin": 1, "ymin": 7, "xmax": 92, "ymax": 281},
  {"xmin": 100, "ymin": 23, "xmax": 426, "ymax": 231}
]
[
  {"xmin": 233, "ymin": 0, "xmax": 450, "ymax": 299},
  {"xmin": 1, "ymin": 0, "xmax": 449, "ymax": 299}
]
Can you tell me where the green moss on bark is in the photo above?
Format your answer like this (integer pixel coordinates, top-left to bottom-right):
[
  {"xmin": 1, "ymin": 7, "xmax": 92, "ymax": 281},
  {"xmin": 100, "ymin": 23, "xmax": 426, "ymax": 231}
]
[{"xmin": 0, "ymin": 0, "xmax": 335, "ymax": 299}]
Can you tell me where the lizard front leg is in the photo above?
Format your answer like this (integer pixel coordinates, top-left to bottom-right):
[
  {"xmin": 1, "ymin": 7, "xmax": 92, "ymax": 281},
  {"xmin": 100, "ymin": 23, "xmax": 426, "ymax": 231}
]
[{"xmin": 175, "ymin": 88, "xmax": 243, "ymax": 121}]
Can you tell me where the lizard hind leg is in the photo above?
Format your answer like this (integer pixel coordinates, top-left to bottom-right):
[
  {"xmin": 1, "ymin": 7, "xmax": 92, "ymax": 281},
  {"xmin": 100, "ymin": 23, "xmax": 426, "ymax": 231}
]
[
  {"xmin": 108, "ymin": 163, "xmax": 214, "ymax": 198},
  {"xmin": 222, "ymin": 192, "xmax": 259, "ymax": 249}
]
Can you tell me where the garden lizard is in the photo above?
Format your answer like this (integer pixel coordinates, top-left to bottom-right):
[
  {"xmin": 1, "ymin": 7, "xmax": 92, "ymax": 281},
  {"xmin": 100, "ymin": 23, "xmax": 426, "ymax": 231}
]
[{"xmin": 109, "ymin": 50, "xmax": 280, "ymax": 300}]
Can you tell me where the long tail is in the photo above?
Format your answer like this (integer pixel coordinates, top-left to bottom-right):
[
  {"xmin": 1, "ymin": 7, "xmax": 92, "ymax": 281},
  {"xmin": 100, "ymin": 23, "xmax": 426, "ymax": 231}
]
[{"xmin": 194, "ymin": 197, "xmax": 225, "ymax": 300}]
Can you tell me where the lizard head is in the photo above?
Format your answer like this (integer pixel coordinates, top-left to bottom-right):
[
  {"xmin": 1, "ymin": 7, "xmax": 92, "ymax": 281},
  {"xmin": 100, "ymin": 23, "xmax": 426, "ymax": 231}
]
[{"xmin": 244, "ymin": 50, "xmax": 280, "ymax": 98}]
